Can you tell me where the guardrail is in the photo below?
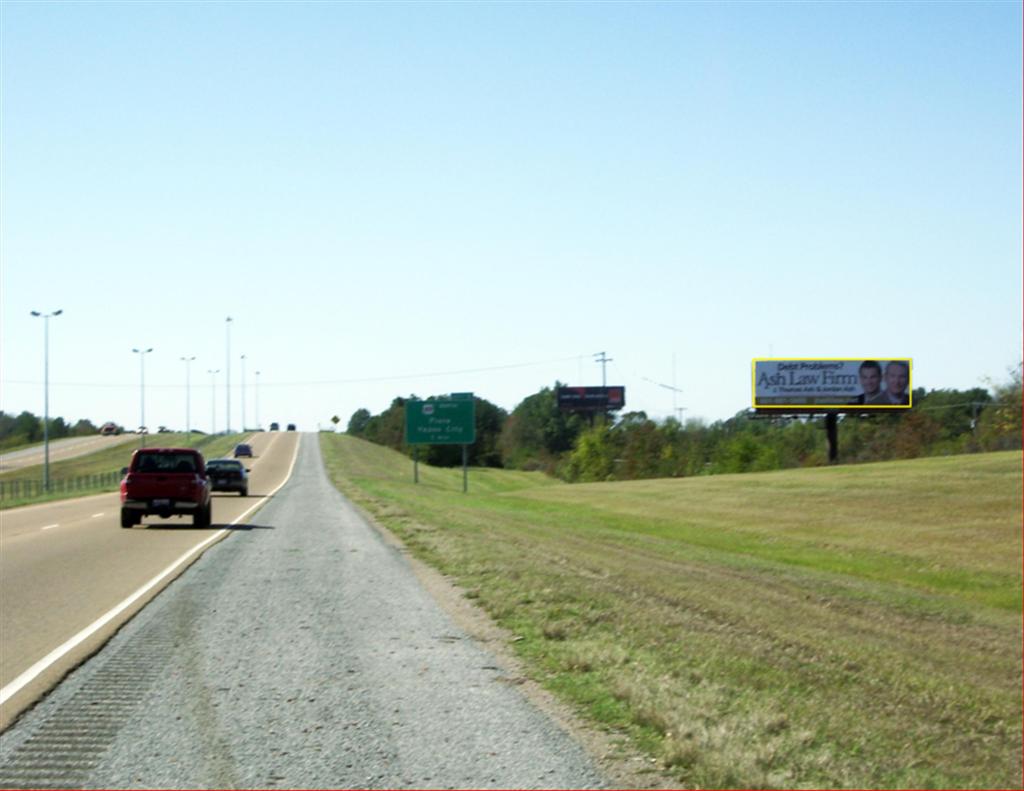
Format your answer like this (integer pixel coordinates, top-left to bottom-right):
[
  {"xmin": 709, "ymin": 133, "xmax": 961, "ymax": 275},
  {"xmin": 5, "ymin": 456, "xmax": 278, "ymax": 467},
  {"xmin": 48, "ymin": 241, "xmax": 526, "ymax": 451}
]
[{"xmin": 0, "ymin": 471, "xmax": 122, "ymax": 503}]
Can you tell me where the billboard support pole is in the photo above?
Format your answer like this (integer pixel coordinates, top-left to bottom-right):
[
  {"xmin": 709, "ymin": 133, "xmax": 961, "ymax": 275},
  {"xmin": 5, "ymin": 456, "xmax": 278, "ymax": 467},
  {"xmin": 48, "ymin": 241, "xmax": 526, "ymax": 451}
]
[
  {"xmin": 825, "ymin": 413, "xmax": 839, "ymax": 464},
  {"xmin": 462, "ymin": 444, "xmax": 468, "ymax": 494},
  {"xmin": 414, "ymin": 446, "xmax": 419, "ymax": 484}
]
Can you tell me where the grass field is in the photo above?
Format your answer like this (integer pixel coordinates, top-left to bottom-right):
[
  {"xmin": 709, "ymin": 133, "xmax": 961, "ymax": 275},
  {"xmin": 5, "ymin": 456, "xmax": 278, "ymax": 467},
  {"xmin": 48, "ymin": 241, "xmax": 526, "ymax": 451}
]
[
  {"xmin": 320, "ymin": 434, "xmax": 1022, "ymax": 789},
  {"xmin": 0, "ymin": 433, "xmax": 248, "ymax": 509}
]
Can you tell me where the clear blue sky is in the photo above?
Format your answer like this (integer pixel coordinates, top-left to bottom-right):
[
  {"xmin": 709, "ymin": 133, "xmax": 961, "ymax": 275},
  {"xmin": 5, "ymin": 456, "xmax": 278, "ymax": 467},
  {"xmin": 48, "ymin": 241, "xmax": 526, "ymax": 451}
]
[{"xmin": 2, "ymin": 1, "xmax": 1021, "ymax": 433}]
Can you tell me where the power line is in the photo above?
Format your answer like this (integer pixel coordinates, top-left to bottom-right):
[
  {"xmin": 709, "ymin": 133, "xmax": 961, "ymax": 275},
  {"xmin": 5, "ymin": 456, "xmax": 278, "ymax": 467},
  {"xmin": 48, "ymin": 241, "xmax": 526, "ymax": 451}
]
[
  {"xmin": 4, "ymin": 354, "xmax": 584, "ymax": 390},
  {"xmin": 594, "ymin": 352, "xmax": 612, "ymax": 387}
]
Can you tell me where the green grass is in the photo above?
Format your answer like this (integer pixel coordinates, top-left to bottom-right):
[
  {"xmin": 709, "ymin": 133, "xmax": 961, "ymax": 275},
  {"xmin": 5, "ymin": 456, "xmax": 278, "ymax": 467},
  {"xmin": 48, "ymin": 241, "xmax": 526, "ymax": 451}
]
[
  {"xmin": 0, "ymin": 437, "xmax": 46, "ymax": 454},
  {"xmin": 0, "ymin": 433, "xmax": 249, "ymax": 509},
  {"xmin": 321, "ymin": 434, "xmax": 1022, "ymax": 789}
]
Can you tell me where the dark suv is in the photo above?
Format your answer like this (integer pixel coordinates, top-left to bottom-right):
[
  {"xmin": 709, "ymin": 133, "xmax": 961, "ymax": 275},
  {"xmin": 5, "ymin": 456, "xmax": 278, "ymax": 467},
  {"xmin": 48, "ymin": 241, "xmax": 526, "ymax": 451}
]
[{"xmin": 206, "ymin": 459, "xmax": 249, "ymax": 496}]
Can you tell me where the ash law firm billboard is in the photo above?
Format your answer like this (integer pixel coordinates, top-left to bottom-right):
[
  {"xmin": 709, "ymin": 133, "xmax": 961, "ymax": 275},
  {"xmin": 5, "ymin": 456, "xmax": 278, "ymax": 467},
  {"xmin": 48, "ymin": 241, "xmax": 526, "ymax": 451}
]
[{"xmin": 753, "ymin": 359, "xmax": 913, "ymax": 410}]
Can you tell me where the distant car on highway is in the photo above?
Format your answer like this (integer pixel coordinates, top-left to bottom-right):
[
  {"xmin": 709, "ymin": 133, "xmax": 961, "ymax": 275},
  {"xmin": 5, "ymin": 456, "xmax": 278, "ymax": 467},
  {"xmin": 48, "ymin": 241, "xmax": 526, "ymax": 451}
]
[
  {"xmin": 205, "ymin": 459, "xmax": 249, "ymax": 496},
  {"xmin": 99, "ymin": 422, "xmax": 121, "ymax": 436},
  {"xmin": 233, "ymin": 443, "xmax": 253, "ymax": 458},
  {"xmin": 287, "ymin": 423, "xmax": 296, "ymax": 431},
  {"xmin": 269, "ymin": 422, "xmax": 280, "ymax": 431}
]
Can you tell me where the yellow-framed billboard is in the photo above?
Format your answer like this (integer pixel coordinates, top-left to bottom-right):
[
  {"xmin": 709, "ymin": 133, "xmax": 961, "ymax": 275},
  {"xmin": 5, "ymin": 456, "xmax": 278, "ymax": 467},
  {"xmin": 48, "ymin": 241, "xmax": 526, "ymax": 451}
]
[{"xmin": 752, "ymin": 358, "xmax": 913, "ymax": 410}]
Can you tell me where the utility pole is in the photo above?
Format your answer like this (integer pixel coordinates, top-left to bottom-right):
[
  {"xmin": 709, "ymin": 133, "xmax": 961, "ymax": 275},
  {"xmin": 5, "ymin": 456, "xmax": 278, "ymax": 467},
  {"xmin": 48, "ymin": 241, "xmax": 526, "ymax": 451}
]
[
  {"xmin": 594, "ymin": 351, "xmax": 612, "ymax": 386},
  {"xmin": 642, "ymin": 354, "xmax": 685, "ymax": 423},
  {"xmin": 30, "ymin": 309, "xmax": 62, "ymax": 491},
  {"xmin": 225, "ymin": 317, "xmax": 233, "ymax": 432},
  {"xmin": 672, "ymin": 352, "xmax": 677, "ymax": 418}
]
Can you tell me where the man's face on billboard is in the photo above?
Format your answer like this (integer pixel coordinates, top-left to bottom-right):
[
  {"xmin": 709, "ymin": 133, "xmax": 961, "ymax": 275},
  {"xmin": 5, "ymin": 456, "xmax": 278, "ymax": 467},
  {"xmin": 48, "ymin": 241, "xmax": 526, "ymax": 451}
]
[
  {"xmin": 885, "ymin": 363, "xmax": 908, "ymax": 396},
  {"xmin": 859, "ymin": 366, "xmax": 881, "ymax": 396}
]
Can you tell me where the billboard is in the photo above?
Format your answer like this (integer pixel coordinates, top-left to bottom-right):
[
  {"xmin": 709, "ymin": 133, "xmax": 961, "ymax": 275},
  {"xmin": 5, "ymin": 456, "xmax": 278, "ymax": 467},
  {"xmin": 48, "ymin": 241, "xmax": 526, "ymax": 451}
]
[
  {"xmin": 405, "ymin": 397, "xmax": 477, "ymax": 445},
  {"xmin": 752, "ymin": 359, "xmax": 912, "ymax": 410},
  {"xmin": 557, "ymin": 386, "xmax": 626, "ymax": 412}
]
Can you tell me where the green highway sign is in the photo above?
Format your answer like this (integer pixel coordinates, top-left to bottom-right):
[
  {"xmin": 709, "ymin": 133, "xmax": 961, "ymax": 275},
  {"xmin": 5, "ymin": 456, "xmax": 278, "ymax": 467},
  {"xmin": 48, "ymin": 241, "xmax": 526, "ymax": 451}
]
[{"xmin": 405, "ymin": 397, "xmax": 476, "ymax": 445}]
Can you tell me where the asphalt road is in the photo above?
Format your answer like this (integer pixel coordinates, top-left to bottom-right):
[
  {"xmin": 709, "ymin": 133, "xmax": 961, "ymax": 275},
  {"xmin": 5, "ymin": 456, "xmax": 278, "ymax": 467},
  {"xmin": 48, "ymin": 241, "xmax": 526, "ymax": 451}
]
[
  {"xmin": 0, "ymin": 431, "xmax": 300, "ymax": 729},
  {"xmin": 0, "ymin": 434, "xmax": 606, "ymax": 789},
  {"xmin": 0, "ymin": 434, "xmax": 139, "ymax": 472}
]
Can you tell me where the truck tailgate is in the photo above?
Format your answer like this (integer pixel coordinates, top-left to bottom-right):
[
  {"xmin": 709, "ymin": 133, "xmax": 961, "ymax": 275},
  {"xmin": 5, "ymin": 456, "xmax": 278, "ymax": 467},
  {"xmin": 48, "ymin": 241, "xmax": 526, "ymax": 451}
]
[{"xmin": 124, "ymin": 473, "xmax": 199, "ymax": 500}]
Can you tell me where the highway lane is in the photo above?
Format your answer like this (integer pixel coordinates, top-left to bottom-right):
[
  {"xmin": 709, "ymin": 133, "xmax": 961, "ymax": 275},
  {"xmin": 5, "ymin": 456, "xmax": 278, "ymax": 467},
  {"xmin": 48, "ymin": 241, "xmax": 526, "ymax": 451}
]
[
  {"xmin": 0, "ymin": 431, "xmax": 299, "ymax": 729},
  {"xmin": 0, "ymin": 434, "xmax": 138, "ymax": 472}
]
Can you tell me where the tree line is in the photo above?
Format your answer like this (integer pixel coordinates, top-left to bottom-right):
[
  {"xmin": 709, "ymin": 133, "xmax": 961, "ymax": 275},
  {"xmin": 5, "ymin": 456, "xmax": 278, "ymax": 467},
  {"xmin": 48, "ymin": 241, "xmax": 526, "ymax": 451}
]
[
  {"xmin": 0, "ymin": 412, "xmax": 103, "ymax": 451},
  {"xmin": 346, "ymin": 365, "xmax": 1022, "ymax": 482}
]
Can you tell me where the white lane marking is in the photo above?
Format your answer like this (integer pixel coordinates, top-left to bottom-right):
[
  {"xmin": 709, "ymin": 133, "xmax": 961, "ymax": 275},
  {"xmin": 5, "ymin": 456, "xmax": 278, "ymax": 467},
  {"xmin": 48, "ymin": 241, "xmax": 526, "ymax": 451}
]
[
  {"xmin": 0, "ymin": 434, "xmax": 302, "ymax": 707},
  {"xmin": 41, "ymin": 524, "xmax": 59, "ymax": 531},
  {"xmin": 91, "ymin": 513, "xmax": 104, "ymax": 518}
]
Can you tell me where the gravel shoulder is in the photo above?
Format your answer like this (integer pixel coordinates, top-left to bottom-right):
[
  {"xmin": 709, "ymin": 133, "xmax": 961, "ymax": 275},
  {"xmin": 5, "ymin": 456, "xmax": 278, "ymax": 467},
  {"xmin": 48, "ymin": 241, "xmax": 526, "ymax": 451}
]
[{"xmin": 0, "ymin": 434, "xmax": 615, "ymax": 789}]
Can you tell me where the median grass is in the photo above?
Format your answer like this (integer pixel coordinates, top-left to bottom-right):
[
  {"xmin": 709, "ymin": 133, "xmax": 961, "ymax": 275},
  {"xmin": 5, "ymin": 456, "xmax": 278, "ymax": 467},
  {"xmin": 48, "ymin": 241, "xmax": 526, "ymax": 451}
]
[
  {"xmin": 320, "ymin": 434, "xmax": 1021, "ymax": 789},
  {"xmin": 0, "ymin": 433, "xmax": 249, "ymax": 509}
]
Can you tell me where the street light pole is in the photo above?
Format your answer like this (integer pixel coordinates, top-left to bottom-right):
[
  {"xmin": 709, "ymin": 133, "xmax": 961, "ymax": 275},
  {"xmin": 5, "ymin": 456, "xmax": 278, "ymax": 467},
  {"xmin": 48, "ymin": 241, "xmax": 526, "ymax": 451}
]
[
  {"xmin": 208, "ymin": 369, "xmax": 220, "ymax": 434},
  {"xmin": 30, "ymin": 309, "xmax": 62, "ymax": 491},
  {"xmin": 225, "ymin": 317, "xmax": 233, "ymax": 433},
  {"xmin": 241, "ymin": 353, "xmax": 247, "ymax": 431},
  {"xmin": 181, "ymin": 356, "xmax": 196, "ymax": 444},
  {"xmin": 132, "ymin": 347, "xmax": 153, "ymax": 446},
  {"xmin": 255, "ymin": 370, "xmax": 261, "ymax": 430}
]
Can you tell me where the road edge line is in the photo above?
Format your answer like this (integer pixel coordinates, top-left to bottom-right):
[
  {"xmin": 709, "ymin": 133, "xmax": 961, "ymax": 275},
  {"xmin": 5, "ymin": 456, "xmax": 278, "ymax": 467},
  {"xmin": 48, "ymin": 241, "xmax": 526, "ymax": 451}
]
[{"xmin": 0, "ymin": 434, "xmax": 302, "ymax": 707}]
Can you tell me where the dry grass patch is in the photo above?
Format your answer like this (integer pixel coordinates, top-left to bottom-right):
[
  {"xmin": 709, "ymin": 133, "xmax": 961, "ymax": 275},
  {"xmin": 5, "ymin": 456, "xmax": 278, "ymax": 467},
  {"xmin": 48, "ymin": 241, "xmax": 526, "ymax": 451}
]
[{"xmin": 320, "ymin": 435, "xmax": 1021, "ymax": 788}]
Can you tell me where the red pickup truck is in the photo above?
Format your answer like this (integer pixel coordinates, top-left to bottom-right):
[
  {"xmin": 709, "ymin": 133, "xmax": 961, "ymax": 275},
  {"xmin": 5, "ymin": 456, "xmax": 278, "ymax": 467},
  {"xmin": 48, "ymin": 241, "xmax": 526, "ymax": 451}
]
[{"xmin": 120, "ymin": 447, "xmax": 212, "ymax": 528}]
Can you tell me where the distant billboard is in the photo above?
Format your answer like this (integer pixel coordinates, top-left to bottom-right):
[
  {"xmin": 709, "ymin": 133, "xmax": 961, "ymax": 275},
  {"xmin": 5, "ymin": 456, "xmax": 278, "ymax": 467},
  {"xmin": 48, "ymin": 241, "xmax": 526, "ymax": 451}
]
[
  {"xmin": 557, "ymin": 386, "xmax": 626, "ymax": 412},
  {"xmin": 752, "ymin": 359, "xmax": 912, "ymax": 410}
]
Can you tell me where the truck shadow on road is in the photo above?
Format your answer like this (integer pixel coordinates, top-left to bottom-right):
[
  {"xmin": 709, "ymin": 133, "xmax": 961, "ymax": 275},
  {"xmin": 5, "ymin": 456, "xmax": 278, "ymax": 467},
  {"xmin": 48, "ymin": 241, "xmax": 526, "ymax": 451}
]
[
  {"xmin": 224, "ymin": 522, "xmax": 275, "ymax": 531},
  {"xmin": 130, "ymin": 522, "xmax": 276, "ymax": 531}
]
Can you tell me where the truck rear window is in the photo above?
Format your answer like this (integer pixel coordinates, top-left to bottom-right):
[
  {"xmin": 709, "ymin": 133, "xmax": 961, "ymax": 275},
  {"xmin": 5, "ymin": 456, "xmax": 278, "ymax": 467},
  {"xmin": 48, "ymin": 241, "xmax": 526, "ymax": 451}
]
[{"xmin": 135, "ymin": 453, "xmax": 199, "ymax": 473}]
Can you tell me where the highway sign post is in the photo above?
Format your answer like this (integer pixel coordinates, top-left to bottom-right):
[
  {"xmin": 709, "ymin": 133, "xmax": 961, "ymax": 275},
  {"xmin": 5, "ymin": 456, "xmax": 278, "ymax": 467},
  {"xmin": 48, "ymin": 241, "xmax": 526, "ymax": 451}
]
[{"xmin": 405, "ymin": 395, "xmax": 476, "ymax": 492}]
